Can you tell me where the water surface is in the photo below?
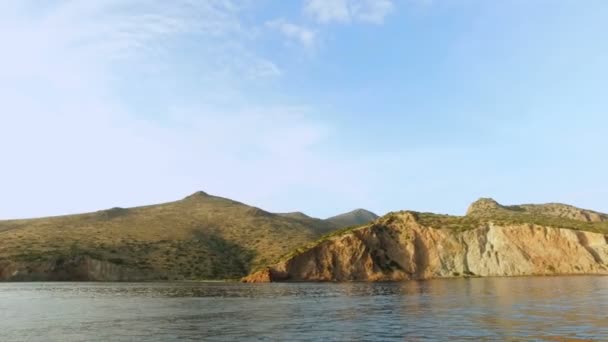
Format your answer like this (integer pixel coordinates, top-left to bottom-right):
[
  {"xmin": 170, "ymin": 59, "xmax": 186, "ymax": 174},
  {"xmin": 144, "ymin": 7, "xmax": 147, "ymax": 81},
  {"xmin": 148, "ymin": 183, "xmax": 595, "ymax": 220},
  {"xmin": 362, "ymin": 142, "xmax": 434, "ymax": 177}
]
[{"xmin": 0, "ymin": 276, "xmax": 606, "ymax": 341}]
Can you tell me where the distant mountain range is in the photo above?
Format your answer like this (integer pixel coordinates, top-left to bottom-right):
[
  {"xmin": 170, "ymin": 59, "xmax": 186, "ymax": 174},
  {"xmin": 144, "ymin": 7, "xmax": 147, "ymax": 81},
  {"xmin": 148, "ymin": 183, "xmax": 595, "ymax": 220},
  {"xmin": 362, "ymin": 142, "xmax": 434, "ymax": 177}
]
[
  {"xmin": 0, "ymin": 191, "xmax": 378, "ymax": 281},
  {"xmin": 2, "ymin": 194, "xmax": 607, "ymax": 283}
]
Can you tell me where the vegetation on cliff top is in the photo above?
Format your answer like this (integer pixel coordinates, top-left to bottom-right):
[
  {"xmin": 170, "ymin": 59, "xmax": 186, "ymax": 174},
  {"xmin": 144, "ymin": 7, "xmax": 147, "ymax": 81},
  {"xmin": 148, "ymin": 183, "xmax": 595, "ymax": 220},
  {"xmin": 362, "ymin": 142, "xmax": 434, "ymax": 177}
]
[
  {"xmin": 269, "ymin": 199, "xmax": 608, "ymax": 268},
  {"xmin": 464, "ymin": 198, "xmax": 608, "ymax": 233}
]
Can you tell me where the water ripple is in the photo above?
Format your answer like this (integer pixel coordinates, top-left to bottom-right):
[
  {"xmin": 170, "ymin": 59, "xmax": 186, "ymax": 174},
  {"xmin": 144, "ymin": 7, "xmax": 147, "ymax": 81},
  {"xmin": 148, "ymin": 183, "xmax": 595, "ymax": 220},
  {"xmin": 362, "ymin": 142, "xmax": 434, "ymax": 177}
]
[{"xmin": 0, "ymin": 276, "xmax": 606, "ymax": 341}]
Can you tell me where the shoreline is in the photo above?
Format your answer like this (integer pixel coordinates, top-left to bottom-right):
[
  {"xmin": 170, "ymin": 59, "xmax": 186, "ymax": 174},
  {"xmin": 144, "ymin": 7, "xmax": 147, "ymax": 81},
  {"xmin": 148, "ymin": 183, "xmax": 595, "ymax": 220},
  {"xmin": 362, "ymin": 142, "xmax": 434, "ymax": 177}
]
[{"xmin": 0, "ymin": 273, "xmax": 606, "ymax": 284}]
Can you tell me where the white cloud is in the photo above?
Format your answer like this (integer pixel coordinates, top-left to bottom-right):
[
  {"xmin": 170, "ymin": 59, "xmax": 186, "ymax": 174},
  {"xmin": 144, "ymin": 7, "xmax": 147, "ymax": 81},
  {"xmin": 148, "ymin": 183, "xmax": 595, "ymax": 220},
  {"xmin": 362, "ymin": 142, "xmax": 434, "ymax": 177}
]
[
  {"xmin": 351, "ymin": 0, "xmax": 395, "ymax": 24},
  {"xmin": 304, "ymin": 0, "xmax": 395, "ymax": 24},
  {"xmin": 266, "ymin": 19, "xmax": 317, "ymax": 49},
  {"xmin": 305, "ymin": 0, "xmax": 351, "ymax": 23}
]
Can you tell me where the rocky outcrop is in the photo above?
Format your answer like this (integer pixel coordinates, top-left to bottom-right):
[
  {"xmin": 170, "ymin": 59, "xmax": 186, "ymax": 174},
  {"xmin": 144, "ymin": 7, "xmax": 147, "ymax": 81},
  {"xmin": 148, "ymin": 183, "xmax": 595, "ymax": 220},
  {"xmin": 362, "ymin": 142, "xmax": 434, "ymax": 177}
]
[
  {"xmin": 243, "ymin": 212, "xmax": 608, "ymax": 282},
  {"xmin": 241, "ymin": 268, "xmax": 289, "ymax": 283},
  {"xmin": 0, "ymin": 256, "xmax": 152, "ymax": 281},
  {"xmin": 466, "ymin": 198, "xmax": 504, "ymax": 215}
]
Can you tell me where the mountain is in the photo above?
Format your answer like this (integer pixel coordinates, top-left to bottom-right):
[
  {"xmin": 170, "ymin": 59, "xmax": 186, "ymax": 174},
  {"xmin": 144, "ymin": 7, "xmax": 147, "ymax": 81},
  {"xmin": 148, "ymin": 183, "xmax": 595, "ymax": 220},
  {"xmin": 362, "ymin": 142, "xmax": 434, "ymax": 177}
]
[
  {"xmin": 243, "ymin": 198, "xmax": 608, "ymax": 282},
  {"xmin": 275, "ymin": 212, "xmax": 337, "ymax": 235},
  {"xmin": 325, "ymin": 209, "xmax": 379, "ymax": 228},
  {"xmin": 0, "ymin": 192, "xmax": 378, "ymax": 281},
  {"xmin": 277, "ymin": 209, "xmax": 380, "ymax": 234}
]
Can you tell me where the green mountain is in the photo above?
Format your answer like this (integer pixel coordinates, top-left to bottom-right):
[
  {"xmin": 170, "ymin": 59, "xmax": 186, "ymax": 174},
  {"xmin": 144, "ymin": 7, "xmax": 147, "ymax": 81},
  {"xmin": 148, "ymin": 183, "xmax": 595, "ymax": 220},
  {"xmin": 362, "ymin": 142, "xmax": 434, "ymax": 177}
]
[{"xmin": 0, "ymin": 191, "xmax": 378, "ymax": 281}]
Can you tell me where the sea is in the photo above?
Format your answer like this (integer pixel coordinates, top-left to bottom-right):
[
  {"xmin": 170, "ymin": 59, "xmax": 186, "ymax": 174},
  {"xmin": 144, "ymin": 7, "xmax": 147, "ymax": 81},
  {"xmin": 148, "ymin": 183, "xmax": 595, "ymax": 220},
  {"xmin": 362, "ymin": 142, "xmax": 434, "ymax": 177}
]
[{"xmin": 0, "ymin": 276, "xmax": 606, "ymax": 341}]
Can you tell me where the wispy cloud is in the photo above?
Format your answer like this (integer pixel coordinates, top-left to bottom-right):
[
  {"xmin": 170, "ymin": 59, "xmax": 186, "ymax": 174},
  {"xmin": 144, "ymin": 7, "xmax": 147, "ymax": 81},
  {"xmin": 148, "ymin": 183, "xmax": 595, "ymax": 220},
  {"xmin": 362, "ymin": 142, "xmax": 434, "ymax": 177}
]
[
  {"xmin": 0, "ymin": 0, "xmax": 279, "ymax": 84},
  {"xmin": 0, "ymin": 0, "xmax": 376, "ymax": 219},
  {"xmin": 266, "ymin": 19, "xmax": 317, "ymax": 49},
  {"xmin": 304, "ymin": 0, "xmax": 395, "ymax": 24},
  {"xmin": 265, "ymin": 0, "xmax": 395, "ymax": 52},
  {"xmin": 305, "ymin": 0, "xmax": 351, "ymax": 23}
]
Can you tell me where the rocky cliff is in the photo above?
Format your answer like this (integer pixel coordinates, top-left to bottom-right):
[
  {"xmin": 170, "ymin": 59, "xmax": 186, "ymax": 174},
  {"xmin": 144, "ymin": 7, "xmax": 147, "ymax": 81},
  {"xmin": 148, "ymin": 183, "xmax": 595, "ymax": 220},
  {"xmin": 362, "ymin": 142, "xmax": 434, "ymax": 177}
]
[{"xmin": 243, "ymin": 206, "xmax": 608, "ymax": 282}]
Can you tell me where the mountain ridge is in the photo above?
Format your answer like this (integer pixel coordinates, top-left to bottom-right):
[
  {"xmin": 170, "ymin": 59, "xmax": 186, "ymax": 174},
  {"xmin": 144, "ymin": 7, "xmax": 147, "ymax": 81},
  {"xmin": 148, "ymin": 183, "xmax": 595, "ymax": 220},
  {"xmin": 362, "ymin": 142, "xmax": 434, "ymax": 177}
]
[
  {"xmin": 0, "ymin": 191, "xmax": 378, "ymax": 281},
  {"xmin": 467, "ymin": 197, "xmax": 608, "ymax": 222}
]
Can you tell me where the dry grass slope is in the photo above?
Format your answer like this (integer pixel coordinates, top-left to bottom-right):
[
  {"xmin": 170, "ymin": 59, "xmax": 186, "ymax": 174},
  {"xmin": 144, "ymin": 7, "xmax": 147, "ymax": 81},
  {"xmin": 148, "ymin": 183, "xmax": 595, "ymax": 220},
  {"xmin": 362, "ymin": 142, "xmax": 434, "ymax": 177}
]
[{"xmin": 0, "ymin": 192, "xmax": 366, "ymax": 280}]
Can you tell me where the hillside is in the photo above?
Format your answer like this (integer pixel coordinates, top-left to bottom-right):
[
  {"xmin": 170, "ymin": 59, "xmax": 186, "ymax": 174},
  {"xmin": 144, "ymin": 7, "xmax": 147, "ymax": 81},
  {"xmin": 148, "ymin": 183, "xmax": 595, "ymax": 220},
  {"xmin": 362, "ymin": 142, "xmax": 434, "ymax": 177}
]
[
  {"xmin": 243, "ymin": 199, "xmax": 608, "ymax": 282},
  {"xmin": 0, "ymin": 191, "xmax": 378, "ymax": 281}
]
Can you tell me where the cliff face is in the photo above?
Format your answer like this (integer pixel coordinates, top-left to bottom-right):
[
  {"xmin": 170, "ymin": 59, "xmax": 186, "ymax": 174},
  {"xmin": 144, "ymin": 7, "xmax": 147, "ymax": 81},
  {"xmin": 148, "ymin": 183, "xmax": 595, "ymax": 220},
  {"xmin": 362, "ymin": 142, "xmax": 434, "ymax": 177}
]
[{"xmin": 243, "ymin": 212, "xmax": 608, "ymax": 282}]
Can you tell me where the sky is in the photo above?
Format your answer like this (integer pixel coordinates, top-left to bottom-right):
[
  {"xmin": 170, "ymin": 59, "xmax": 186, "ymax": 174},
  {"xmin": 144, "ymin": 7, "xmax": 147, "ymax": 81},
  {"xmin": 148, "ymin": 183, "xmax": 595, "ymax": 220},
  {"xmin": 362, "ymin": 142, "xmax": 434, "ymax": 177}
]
[{"xmin": 1, "ymin": 0, "xmax": 607, "ymax": 220}]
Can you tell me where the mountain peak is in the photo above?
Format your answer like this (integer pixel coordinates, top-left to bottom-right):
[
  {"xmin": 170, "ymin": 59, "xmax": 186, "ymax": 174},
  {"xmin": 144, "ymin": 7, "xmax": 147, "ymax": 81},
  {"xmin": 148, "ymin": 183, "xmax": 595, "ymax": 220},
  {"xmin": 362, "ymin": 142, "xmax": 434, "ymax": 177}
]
[
  {"xmin": 325, "ymin": 208, "xmax": 379, "ymax": 227},
  {"xmin": 183, "ymin": 191, "xmax": 210, "ymax": 200}
]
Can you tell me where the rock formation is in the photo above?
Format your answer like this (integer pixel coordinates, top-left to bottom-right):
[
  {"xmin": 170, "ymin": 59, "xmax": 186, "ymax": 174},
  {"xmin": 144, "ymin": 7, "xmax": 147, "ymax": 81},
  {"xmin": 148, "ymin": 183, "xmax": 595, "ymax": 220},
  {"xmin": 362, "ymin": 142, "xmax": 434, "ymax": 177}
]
[{"xmin": 244, "ymin": 202, "xmax": 608, "ymax": 282}]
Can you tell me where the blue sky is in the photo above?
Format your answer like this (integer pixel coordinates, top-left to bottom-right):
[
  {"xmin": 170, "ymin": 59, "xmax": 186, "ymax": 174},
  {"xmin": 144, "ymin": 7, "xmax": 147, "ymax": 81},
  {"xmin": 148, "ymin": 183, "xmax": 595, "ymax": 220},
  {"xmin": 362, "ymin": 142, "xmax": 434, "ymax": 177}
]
[{"xmin": 1, "ymin": 0, "xmax": 607, "ymax": 219}]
